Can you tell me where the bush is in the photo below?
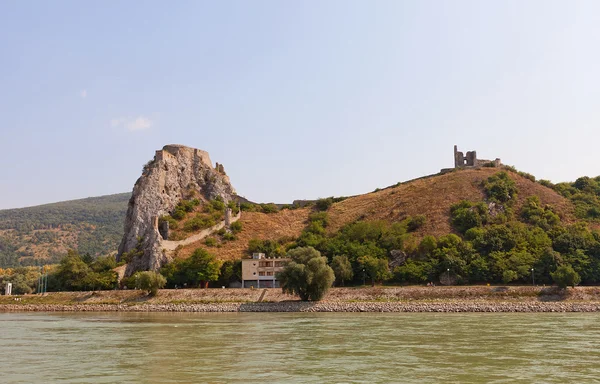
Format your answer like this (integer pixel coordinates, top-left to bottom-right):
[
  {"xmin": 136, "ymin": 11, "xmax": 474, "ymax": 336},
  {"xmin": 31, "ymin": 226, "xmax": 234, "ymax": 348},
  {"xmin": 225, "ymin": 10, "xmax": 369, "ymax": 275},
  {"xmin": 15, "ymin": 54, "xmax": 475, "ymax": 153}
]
[
  {"xmin": 277, "ymin": 247, "xmax": 335, "ymax": 301},
  {"xmin": 407, "ymin": 215, "xmax": 426, "ymax": 232},
  {"xmin": 450, "ymin": 201, "xmax": 488, "ymax": 233},
  {"xmin": 260, "ymin": 203, "xmax": 279, "ymax": 213},
  {"xmin": 211, "ymin": 199, "xmax": 225, "ymax": 212},
  {"xmin": 483, "ymin": 172, "xmax": 518, "ymax": 204},
  {"xmin": 223, "ymin": 232, "xmax": 236, "ymax": 241},
  {"xmin": 247, "ymin": 238, "xmax": 286, "ymax": 257},
  {"xmin": 204, "ymin": 237, "xmax": 217, "ymax": 247},
  {"xmin": 184, "ymin": 215, "xmax": 216, "ymax": 232},
  {"xmin": 240, "ymin": 202, "xmax": 256, "ymax": 212},
  {"xmin": 315, "ymin": 198, "xmax": 334, "ymax": 211},
  {"xmin": 135, "ymin": 271, "xmax": 166, "ymax": 296},
  {"xmin": 230, "ymin": 221, "xmax": 243, "ymax": 234},
  {"xmin": 172, "ymin": 208, "xmax": 186, "ymax": 220},
  {"xmin": 551, "ymin": 265, "xmax": 581, "ymax": 289}
]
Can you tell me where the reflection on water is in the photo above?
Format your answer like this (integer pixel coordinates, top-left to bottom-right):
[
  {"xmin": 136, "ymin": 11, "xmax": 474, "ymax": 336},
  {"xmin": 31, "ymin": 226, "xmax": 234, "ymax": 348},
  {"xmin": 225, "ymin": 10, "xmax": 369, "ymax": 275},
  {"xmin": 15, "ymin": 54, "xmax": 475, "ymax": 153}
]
[{"xmin": 1, "ymin": 312, "xmax": 599, "ymax": 383}]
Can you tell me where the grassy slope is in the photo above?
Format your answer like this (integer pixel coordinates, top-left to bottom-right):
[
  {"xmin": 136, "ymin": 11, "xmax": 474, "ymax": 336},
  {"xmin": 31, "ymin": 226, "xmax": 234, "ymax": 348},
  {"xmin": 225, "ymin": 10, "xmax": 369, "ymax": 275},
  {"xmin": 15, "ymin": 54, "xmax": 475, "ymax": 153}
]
[{"xmin": 178, "ymin": 168, "xmax": 575, "ymax": 260}]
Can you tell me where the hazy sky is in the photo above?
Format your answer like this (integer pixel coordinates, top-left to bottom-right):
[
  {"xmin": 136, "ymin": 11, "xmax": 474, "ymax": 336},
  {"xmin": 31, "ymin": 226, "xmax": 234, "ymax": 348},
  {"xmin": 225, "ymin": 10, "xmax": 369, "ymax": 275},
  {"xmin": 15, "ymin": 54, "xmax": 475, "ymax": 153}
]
[{"xmin": 1, "ymin": 1, "xmax": 599, "ymax": 209}]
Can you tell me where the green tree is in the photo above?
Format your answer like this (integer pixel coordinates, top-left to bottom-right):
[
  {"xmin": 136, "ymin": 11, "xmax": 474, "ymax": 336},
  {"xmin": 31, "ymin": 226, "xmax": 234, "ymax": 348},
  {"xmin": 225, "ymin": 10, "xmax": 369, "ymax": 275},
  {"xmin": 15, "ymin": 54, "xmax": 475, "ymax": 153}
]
[
  {"xmin": 135, "ymin": 271, "xmax": 167, "ymax": 296},
  {"xmin": 187, "ymin": 248, "xmax": 222, "ymax": 288},
  {"xmin": 54, "ymin": 250, "xmax": 92, "ymax": 291},
  {"xmin": 277, "ymin": 247, "xmax": 334, "ymax": 301},
  {"xmin": 551, "ymin": 265, "xmax": 581, "ymax": 289},
  {"xmin": 331, "ymin": 255, "xmax": 353, "ymax": 286},
  {"xmin": 502, "ymin": 270, "xmax": 518, "ymax": 284},
  {"xmin": 358, "ymin": 255, "xmax": 390, "ymax": 286}
]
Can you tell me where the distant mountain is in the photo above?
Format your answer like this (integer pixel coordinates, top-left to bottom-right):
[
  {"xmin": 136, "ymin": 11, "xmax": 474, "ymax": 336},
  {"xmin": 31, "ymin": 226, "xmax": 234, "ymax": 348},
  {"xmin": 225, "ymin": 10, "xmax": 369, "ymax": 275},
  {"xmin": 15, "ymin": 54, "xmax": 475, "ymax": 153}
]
[{"xmin": 0, "ymin": 193, "xmax": 130, "ymax": 267}]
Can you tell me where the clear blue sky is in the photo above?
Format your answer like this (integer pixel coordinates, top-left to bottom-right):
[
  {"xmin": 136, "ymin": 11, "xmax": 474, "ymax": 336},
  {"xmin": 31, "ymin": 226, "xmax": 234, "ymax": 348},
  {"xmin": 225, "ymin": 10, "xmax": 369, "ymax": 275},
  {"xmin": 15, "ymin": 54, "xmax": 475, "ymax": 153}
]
[{"xmin": 1, "ymin": 1, "xmax": 599, "ymax": 209}]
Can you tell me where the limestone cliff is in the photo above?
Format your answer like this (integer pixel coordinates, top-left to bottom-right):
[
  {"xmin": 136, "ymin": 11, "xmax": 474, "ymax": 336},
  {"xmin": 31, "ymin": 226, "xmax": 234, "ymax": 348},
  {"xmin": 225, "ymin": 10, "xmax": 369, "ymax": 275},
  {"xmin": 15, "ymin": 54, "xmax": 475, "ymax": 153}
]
[{"xmin": 117, "ymin": 145, "xmax": 236, "ymax": 275}]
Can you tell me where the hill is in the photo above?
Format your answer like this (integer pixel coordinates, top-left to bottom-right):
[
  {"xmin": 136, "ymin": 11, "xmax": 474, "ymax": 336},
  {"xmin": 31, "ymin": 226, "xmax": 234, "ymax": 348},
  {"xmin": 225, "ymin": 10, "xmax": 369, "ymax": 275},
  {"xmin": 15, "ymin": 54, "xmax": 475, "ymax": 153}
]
[
  {"xmin": 0, "ymin": 193, "xmax": 130, "ymax": 267},
  {"xmin": 175, "ymin": 167, "xmax": 575, "ymax": 261}
]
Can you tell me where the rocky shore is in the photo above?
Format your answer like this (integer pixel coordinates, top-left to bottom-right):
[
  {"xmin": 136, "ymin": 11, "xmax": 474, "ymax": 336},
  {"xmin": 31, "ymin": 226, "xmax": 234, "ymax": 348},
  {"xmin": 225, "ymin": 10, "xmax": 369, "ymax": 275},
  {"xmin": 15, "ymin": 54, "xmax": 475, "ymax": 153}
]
[{"xmin": 3, "ymin": 301, "xmax": 600, "ymax": 313}]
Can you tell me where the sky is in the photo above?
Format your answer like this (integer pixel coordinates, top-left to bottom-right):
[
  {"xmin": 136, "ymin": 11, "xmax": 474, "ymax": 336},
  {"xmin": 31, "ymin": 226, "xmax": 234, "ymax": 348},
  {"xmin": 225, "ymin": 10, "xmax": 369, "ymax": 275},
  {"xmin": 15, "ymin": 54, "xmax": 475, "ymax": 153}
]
[{"xmin": 1, "ymin": 0, "xmax": 600, "ymax": 209}]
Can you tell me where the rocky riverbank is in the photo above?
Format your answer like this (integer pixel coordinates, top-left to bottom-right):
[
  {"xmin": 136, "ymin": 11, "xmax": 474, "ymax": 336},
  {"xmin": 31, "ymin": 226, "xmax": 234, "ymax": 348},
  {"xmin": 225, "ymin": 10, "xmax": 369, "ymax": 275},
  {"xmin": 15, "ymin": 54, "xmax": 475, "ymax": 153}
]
[
  {"xmin": 3, "ymin": 301, "xmax": 600, "ymax": 313},
  {"xmin": 3, "ymin": 286, "xmax": 600, "ymax": 313}
]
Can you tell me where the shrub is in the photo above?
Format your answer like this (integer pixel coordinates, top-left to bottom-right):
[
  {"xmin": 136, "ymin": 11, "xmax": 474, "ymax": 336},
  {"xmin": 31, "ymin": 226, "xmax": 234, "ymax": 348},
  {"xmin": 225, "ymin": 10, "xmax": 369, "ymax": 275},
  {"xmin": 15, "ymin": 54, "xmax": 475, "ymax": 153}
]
[
  {"xmin": 247, "ymin": 238, "xmax": 286, "ymax": 257},
  {"xmin": 240, "ymin": 202, "xmax": 256, "ymax": 212},
  {"xmin": 483, "ymin": 172, "xmax": 517, "ymax": 204},
  {"xmin": 277, "ymin": 247, "xmax": 335, "ymax": 301},
  {"xmin": 308, "ymin": 212, "xmax": 329, "ymax": 226},
  {"xmin": 135, "ymin": 271, "xmax": 166, "ymax": 296},
  {"xmin": 450, "ymin": 201, "xmax": 488, "ymax": 233},
  {"xmin": 407, "ymin": 215, "xmax": 426, "ymax": 232},
  {"xmin": 211, "ymin": 199, "xmax": 225, "ymax": 212},
  {"xmin": 551, "ymin": 265, "xmax": 581, "ymax": 289},
  {"xmin": 222, "ymin": 232, "xmax": 236, "ymax": 241},
  {"xmin": 172, "ymin": 208, "xmax": 186, "ymax": 220},
  {"xmin": 260, "ymin": 203, "xmax": 279, "ymax": 213},
  {"xmin": 315, "ymin": 198, "xmax": 334, "ymax": 211},
  {"xmin": 184, "ymin": 215, "xmax": 216, "ymax": 232},
  {"xmin": 518, "ymin": 171, "xmax": 536, "ymax": 182},
  {"xmin": 230, "ymin": 221, "xmax": 243, "ymax": 234},
  {"xmin": 204, "ymin": 237, "xmax": 217, "ymax": 247}
]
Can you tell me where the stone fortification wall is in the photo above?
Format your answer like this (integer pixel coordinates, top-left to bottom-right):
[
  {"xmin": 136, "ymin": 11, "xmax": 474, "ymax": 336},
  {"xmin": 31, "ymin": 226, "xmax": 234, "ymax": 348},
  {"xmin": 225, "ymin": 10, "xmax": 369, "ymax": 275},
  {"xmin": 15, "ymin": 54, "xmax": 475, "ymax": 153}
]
[
  {"xmin": 118, "ymin": 144, "xmax": 236, "ymax": 276},
  {"xmin": 161, "ymin": 210, "xmax": 241, "ymax": 251}
]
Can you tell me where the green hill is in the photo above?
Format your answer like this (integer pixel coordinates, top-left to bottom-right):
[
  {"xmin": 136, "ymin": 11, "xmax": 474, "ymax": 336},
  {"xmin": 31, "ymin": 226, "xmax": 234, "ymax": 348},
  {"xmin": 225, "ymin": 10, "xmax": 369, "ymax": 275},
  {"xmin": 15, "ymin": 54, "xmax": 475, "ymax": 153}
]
[{"xmin": 0, "ymin": 193, "xmax": 130, "ymax": 267}]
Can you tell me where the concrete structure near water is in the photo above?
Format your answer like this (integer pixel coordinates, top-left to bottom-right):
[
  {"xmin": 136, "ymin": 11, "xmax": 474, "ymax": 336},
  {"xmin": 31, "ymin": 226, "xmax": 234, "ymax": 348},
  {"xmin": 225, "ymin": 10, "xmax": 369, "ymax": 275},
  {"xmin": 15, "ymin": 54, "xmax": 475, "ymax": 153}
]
[
  {"xmin": 242, "ymin": 253, "xmax": 289, "ymax": 288},
  {"xmin": 5, "ymin": 282, "xmax": 12, "ymax": 296}
]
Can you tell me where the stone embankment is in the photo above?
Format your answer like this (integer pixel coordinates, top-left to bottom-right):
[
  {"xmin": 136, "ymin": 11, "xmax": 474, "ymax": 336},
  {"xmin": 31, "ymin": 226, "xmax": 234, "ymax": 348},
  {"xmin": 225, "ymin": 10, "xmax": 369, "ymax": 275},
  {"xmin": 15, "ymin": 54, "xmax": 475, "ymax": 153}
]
[
  {"xmin": 3, "ymin": 301, "xmax": 600, "ymax": 313},
  {"xmin": 3, "ymin": 287, "xmax": 600, "ymax": 313}
]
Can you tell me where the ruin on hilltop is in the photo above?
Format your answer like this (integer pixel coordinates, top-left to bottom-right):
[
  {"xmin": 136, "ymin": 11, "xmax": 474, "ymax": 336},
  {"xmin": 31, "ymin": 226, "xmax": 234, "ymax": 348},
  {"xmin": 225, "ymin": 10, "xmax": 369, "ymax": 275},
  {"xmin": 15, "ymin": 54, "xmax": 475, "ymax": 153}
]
[{"xmin": 441, "ymin": 145, "xmax": 501, "ymax": 173}]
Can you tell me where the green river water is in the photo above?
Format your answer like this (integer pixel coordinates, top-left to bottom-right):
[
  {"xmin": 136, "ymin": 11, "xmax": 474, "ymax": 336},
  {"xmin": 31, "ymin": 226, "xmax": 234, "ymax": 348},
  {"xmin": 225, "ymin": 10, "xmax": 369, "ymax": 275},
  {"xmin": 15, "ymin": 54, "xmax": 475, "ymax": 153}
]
[{"xmin": 1, "ymin": 312, "xmax": 599, "ymax": 383}]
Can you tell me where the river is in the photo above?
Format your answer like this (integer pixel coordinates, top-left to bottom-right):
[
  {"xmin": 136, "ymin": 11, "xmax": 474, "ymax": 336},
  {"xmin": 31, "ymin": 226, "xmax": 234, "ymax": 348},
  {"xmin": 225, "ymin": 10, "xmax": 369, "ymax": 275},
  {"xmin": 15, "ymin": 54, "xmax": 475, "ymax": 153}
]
[{"xmin": 1, "ymin": 312, "xmax": 599, "ymax": 383}]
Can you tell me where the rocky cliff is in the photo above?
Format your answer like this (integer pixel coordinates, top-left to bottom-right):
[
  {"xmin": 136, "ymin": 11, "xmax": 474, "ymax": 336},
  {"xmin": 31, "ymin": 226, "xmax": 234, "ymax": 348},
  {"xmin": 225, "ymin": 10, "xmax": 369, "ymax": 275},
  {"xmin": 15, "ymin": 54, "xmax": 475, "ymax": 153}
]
[{"xmin": 117, "ymin": 145, "xmax": 236, "ymax": 275}]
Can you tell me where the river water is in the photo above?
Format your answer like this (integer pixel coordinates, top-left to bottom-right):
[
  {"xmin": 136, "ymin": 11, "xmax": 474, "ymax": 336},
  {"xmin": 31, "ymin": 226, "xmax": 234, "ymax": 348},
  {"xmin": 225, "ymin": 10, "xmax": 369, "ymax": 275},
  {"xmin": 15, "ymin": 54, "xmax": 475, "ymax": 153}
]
[{"xmin": 1, "ymin": 312, "xmax": 599, "ymax": 383}]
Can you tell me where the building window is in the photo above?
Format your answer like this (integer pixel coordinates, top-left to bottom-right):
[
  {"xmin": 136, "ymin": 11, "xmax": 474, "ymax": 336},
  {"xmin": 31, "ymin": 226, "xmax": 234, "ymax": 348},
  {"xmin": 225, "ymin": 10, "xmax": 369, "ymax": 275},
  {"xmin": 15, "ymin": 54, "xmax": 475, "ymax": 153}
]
[{"xmin": 259, "ymin": 272, "xmax": 266, "ymax": 276}]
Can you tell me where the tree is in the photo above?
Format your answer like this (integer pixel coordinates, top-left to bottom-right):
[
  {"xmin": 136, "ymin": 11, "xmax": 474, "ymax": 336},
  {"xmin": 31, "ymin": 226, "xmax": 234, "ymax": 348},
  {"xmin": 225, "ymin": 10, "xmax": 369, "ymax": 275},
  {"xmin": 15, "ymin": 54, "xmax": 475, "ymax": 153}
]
[
  {"xmin": 358, "ymin": 255, "xmax": 390, "ymax": 286},
  {"xmin": 331, "ymin": 255, "xmax": 353, "ymax": 286},
  {"xmin": 54, "ymin": 250, "xmax": 92, "ymax": 290},
  {"xmin": 277, "ymin": 247, "xmax": 334, "ymax": 301},
  {"xmin": 187, "ymin": 248, "xmax": 222, "ymax": 288},
  {"xmin": 135, "ymin": 271, "xmax": 167, "ymax": 296},
  {"xmin": 551, "ymin": 265, "xmax": 581, "ymax": 289}
]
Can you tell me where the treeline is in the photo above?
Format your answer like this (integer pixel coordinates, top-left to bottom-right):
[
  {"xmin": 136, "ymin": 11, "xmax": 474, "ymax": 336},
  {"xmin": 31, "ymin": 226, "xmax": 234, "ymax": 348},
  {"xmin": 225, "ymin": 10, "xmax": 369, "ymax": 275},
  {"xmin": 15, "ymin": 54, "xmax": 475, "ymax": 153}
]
[{"xmin": 0, "ymin": 250, "xmax": 119, "ymax": 294}]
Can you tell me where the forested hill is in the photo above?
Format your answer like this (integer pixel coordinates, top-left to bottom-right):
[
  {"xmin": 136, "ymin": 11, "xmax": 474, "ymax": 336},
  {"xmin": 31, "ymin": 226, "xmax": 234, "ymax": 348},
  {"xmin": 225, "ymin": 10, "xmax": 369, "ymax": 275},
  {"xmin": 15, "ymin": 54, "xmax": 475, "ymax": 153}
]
[{"xmin": 0, "ymin": 193, "xmax": 130, "ymax": 267}]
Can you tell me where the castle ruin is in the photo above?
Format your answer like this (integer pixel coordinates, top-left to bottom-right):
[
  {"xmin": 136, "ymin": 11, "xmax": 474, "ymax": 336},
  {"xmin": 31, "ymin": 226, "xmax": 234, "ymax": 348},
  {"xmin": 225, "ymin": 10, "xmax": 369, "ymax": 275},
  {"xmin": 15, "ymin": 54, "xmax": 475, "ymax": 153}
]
[{"xmin": 441, "ymin": 145, "xmax": 501, "ymax": 173}]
